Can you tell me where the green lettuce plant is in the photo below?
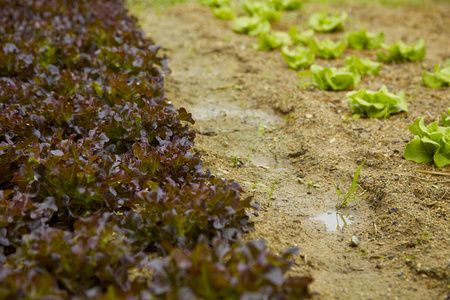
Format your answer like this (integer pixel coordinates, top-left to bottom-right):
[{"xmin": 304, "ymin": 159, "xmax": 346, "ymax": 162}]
[
  {"xmin": 200, "ymin": 0, "xmax": 230, "ymax": 6},
  {"xmin": 272, "ymin": 0, "xmax": 303, "ymax": 10},
  {"xmin": 308, "ymin": 11, "xmax": 347, "ymax": 32},
  {"xmin": 289, "ymin": 26, "xmax": 314, "ymax": 45},
  {"xmin": 377, "ymin": 39, "xmax": 426, "ymax": 63},
  {"xmin": 443, "ymin": 108, "xmax": 450, "ymax": 127},
  {"xmin": 232, "ymin": 16, "xmax": 270, "ymax": 36},
  {"xmin": 281, "ymin": 45, "xmax": 315, "ymax": 69},
  {"xmin": 300, "ymin": 64, "xmax": 360, "ymax": 91},
  {"xmin": 242, "ymin": 0, "xmax": 282, "ymax": 21},
  {"xmin": 309, "ymin": 37, "xmax": 346, "ymax": 59},
  {"xmin": 345, "ymin": 29, "xmax": 384, "ymax": 50},
  {"xmin": 212, "ymin": 5, "xmax": 236, "ymax": 20},
  {"xmin": 346, "ymin": 85, "xmax": 408, "ymax": 118},
  {"xmin": 423, "ymin": 62, "xmax": 450, "ymax": 88},
  {"xmin": 254, "ymin": 31, "xmax": 293, "ymax": 50},
  {"xmin": 344, "ymin": 55, "xmax": 382, "ymax": 75},
  {"xmin": 404, "ymin": 118, "xmax": 450, "ymax": 167}
]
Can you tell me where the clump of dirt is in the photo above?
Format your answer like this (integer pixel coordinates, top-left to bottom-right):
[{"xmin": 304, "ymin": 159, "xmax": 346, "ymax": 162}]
[{"xmin": 132, "ymin": 2, "xmax": 450, "ymax": 298}]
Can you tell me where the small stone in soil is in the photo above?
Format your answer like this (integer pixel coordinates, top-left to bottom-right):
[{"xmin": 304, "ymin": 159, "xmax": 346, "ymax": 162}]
[
  {"xmin": 397, "ymin": 272, "xmax": 403, "ymax": 276},
  {"xmin": 350, "ymin": 236, "xmax": 361, "ymax": 247},
  {"xmin": 376, "ymin": 264, "xmax": 382, "ymax": 269},
  {"xmin": 388, "ymin": 207, "xmax": 398, "ymax": 214}
]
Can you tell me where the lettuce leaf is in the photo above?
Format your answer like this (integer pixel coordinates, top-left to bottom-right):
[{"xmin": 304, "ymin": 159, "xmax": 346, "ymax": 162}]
[
  {"xmin": 404, "ymin": 118, "xmax": 450, "ymax": 167},
  {"xmin": 289, "ymin": 26, "xmax": 314, "ymax": 45},
  {"xmin": 281, "ymin": 45, "xmax": 315, "ymax": 69},
  {"xmin": 232, "ymin": 16, "xmax": 271, "ymax": 36},
  {"xmin": 346, "ymin": 85, "xmax": 408, "ymax": 118},
  {"xmin": 254, "ymin": 31, "xmax": 293, "ymax": 50},
  {"xmin": 300, "ymin": 64, "xmax": 360, "ymax": 91},
  {"xmin": 200, "ymin": 0, "xmax": 230, "ymax": 7},
  {"xmin": 309, "ymin": 37, "xmax": 346, "ymax": 59},
  {"xmin": 443, "ymin": 108, "xmax": 450, "ymax": 127},
  {"xmin": 243, "ymin": 0, "xmax": 282, "ymax": 21},
  {"xmin": 377, "ymin": 39, "xmax": 426, "ymax": 63},
  {"xmin": 345, "ymin": 29, "xmax": 384, "ymax": 50},
  {"xmin": 308, "ymin": 11, "xmax": 347, "ymax": 32},
  {"xmin": 271, "ymin": 0, "xmax": 303, "ymax": 10},
  {"xmin": 212, "ymin": 5, "xmax": 236, "ymax": 20},
  {"xmin": 423, "ymin": 63, "xmax": 450, "ymax": 88},
  {"xmin": 344, "ymin": 55, "xmax": 382, "ymax": 75}
]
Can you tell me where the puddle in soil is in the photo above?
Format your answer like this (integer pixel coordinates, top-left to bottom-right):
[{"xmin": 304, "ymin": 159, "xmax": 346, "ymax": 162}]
[
  {"xmin": 312, "ymin": 211, "xmax": 354, "ymax": 232},
  {"xmin": 187, "ymin": 96, "xmax": 279, "ymax": 123}
]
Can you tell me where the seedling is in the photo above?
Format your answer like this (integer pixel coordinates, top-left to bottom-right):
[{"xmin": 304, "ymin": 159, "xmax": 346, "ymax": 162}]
[
  {"xmin": 247, "ymin": 147, "xmax": 253, "ymax": 164},
  {"xmin": 258, "ymin": 123, "xmax": 275, "ymax": 135},
  {"xmin": 335, "ymin": 161, "xmax": 367, "ymax": 209},
  {"xmin": 243, "ymin": 181, "xmax": 267, "ymax": 194},
  {"xmin": 297, "ymin": 178, "xmax": 321, "ymax": 188},
  {"xmin": 231, "ymin": 155, "xmax": 239, "ymax": 167},
  {"xmin": 263, "ymin": 176, "xmax": 281, "ymax": 206},
  {"xmin": 186, "ymin": 47, "xmax": 194, "ymax": 58},
  {"xmin": 416, "ymin": 225, "xmax": 433, "ymax": 246},
  {"xmin": 258, "ymin": 124, "xmax": 267, "ymax": 135},
  {"xmin": 283, "ymin": 113, "xmax": 295, "ymax": 124}
]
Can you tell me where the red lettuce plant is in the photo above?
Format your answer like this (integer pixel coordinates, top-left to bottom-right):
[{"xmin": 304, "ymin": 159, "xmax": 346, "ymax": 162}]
[{"xmin": 0, "ymin": 0, "xmax": 312, "ymax": 298}]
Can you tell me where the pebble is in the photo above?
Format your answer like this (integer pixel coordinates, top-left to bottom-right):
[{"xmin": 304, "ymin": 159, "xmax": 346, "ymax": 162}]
[
  {"xmin": 350, "ymin": 236, "xmax": 361, "ymax": 247},
  {"xmin": 388, "ymin": 208, "xmax": 398, "ymax": 214}
]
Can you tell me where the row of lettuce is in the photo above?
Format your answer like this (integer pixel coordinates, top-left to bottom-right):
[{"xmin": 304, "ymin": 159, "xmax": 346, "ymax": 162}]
[
  {"xmin": 203, "ymin": 0, "xmax": 449, "ymax": 88},
  {"xmin": 0, "ymin": 0, "xmax": 313, "ymax": 298},
  {"xmin": 201, "ymin": 0, "xmax": 450, "ymax": 168}
]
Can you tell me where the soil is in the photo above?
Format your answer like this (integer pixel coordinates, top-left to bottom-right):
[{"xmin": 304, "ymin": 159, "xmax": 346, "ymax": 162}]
[{"xmin": 131, "ymin": 1, "xmax": 450, "ymax": 299}]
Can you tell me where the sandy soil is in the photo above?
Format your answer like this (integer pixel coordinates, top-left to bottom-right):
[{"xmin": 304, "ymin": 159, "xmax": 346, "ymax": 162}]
[{"xmin": 131, "ymin": 1, "xmax": 450, "ymax": 299}]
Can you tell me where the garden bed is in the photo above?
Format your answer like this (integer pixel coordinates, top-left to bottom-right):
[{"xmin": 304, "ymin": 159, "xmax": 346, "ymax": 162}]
[{"xmin": 131, "ymin": 1, "xmax": 450, "ymax": 298}]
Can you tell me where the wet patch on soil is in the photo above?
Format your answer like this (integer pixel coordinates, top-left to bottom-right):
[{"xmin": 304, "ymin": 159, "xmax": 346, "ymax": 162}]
[{"xmin": 131, "ymin": 2, "xmax": 450, "ymax": 298}]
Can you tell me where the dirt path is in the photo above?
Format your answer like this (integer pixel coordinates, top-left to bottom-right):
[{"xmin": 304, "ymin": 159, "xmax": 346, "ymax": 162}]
[{"xmin": 131, "ymin": 2, "xmax": 450, "ymax": 299}]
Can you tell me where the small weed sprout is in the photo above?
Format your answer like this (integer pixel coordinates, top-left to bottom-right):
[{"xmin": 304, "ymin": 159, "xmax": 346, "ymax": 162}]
[
  {"xmin": 231, "ymin": 155, "xmax": 239, "ymax": 167},
  {"xmin": 416, "ymin": 225, "xmax": 433, "ymax": 246},
  {"xmin": 247, "ymin": 147, "xmax": 253, "ymax": 164},
  {"xmin": 258, "ymin": 124, "xmax": 266, "ymax": 135},
  {"xmin": 335, "ymin": 161, "xmax": 367, "ymax": 209},
  {"xmin": 263, "ymin": 176, "xmax": 281, "ymax": 206},
  {"xmin": 243, "ymin": 181, "xmax": 267, "ymax": 195},
  {"xmin": 283, "ymin": 113, "xmax": 295, "ymax": 124},
  {"xmin": 297, "ymin": 178, "xmax": 321, "ymax": 188}
]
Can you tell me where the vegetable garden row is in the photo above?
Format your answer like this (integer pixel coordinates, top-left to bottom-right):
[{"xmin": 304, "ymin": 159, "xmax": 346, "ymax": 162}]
[
  {"xmin": 1, "ymin": 0, "xmax": 449, "ymax": 298},
  {"xmin": 201, "ymin": 0, "xmax": 450, "ymax": 169},
  {"xmin": 0, "ymin": 0, "xmax": 312, "ymax": 298}
]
